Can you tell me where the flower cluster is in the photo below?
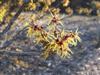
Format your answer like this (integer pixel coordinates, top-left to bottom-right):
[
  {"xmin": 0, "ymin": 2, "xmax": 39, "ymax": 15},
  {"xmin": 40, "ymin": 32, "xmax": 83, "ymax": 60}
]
[
  {"xmin": 41, "ymin": 29, "xmax": 81, "ymax": 59},
  {"xmin": 27, "ymin": 22, "xmax": 48, "ymax": 44},
  {"xmin": 27, "ymin": 11, "xmax": 81, "ymax": 59}
]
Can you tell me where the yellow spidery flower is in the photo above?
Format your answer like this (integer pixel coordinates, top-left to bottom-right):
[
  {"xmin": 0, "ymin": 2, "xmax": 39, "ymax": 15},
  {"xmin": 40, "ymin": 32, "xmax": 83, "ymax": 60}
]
[
  {"xmin": 27, "ymin": 26, "xmax": 34, "ymax": 38},
  {"xmin": 27, "ymin": 24, "xmax": 49, "ymax": 44},
  {"xmin": 44, "ymin": 0, "xmax": 53, "ymax": 6},
  {"xmin": 65, "ymin": 7, "xmax": 73, "ymax": 16},
  {"xmin": 42, "ymin": 4, "xmax": 49, "ymax": 12},
  {"xmin": 62, "ymin": 0, "xmax": 70, "ymax": 7},
  {"xmin": 50, "ymin": 7, "xmax": 60, "ymax": 15},
  {"xmin": 27, "ymin": 2, "xmax": 36, "ymax": 10},
  {"xmin": 47, "ymin": 13, "xmax": 64, "ymax": 32},
  {"xmin": 18, "ymin": 0, "xmax": 23, "ymax": 6},
  {"xmin": 0, "ymin": 5, "xmax": 8, "ymax": 22},
  {"xmin": 42, "ymin": 29, "xmax": 81, "ymax": 59}
]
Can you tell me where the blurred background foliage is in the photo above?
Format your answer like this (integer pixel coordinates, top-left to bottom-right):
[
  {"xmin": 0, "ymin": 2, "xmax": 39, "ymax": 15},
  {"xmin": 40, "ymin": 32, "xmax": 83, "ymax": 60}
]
[{"xmin": 0, "ymin": 0, "xmax": 100, "ymax": 16}]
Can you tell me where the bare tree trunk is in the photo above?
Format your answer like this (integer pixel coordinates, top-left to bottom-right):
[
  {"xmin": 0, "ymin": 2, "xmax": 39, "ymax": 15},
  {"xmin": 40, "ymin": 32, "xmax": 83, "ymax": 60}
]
[{"xmin": 0, "ymin": 3, "xmax": 25, "ymax": 37}]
